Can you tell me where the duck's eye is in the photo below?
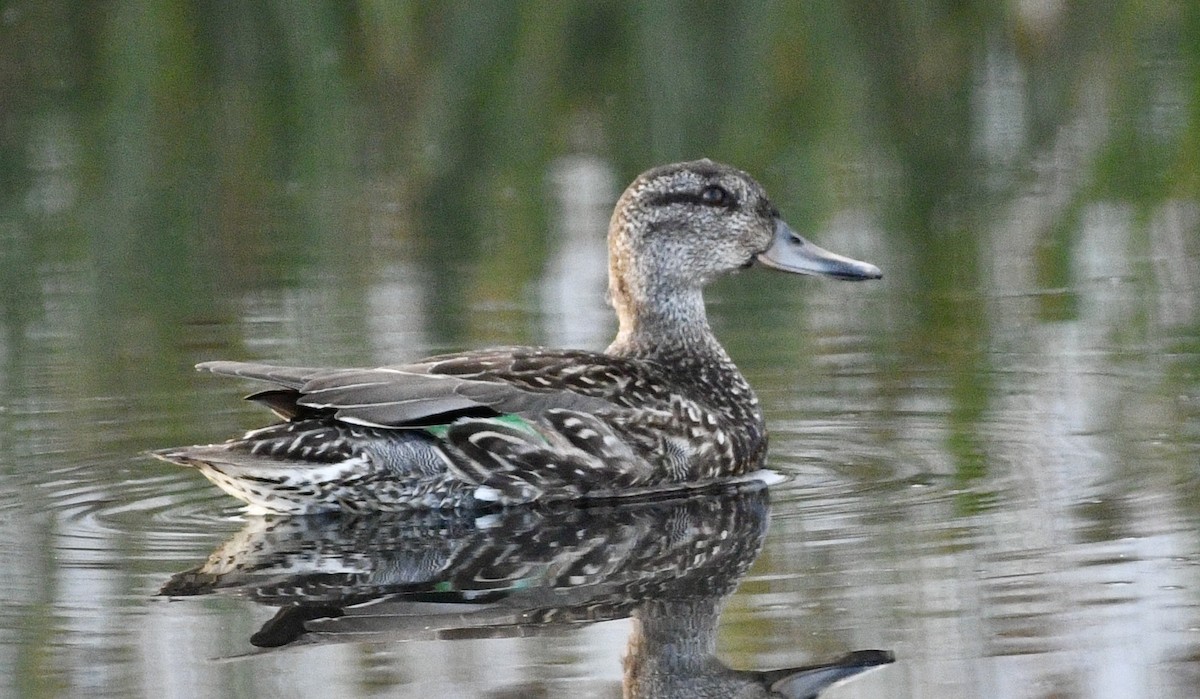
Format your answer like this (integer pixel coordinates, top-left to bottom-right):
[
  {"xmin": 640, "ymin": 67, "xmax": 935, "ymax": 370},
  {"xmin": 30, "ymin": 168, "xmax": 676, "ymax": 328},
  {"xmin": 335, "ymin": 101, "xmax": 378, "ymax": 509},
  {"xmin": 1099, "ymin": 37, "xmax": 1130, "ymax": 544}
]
[{"xmin": 699, "ymin": 185, "xmax": 732, "ymax": 207}]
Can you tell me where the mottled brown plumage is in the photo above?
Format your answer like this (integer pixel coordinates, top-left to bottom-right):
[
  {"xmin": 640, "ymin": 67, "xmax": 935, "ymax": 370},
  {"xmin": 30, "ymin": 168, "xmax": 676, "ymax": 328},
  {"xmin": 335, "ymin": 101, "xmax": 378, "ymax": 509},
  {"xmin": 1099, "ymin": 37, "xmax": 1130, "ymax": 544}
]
[{"xmin": 154, "ymin": 160, "xmax": 880, "ymax": 513}]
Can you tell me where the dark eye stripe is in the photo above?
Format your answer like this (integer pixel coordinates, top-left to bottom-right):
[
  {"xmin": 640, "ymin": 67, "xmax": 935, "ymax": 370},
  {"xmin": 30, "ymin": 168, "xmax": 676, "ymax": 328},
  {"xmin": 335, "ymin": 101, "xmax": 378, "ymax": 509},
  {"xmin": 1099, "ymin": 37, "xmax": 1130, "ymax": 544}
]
[{"xmin": 648, "ymin": 188, "xmax": 739, "ymax": 210}]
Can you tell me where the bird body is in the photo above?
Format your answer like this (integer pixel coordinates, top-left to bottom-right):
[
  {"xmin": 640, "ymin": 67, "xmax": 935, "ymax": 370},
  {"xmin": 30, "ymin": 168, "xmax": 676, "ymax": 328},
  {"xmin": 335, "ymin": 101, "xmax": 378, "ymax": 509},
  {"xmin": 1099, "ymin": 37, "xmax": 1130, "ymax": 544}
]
[{"xmin": 155, "ymin": 160, "xmax": 880, "ymax": 514}]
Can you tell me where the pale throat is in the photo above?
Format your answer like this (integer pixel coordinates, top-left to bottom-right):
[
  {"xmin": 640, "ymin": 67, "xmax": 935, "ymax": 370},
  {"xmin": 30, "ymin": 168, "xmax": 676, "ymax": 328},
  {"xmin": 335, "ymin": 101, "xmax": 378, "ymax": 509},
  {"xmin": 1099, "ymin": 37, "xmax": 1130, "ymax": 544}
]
[{"xmin": 606, "ymin": 273, "xmax": 725, "ymax": 358}]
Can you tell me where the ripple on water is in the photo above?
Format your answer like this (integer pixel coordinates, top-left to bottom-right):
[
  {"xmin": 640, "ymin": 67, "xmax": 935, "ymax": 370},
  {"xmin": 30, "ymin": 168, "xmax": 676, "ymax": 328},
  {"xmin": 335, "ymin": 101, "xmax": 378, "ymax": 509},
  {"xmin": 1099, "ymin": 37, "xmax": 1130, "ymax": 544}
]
[
  {"xmin": 765, "ymin": 401, "xmax": 966, "ymax": 515},
  {"xmin": 38, "ymin": 459, "xmax": 245, "ymax": 561}
]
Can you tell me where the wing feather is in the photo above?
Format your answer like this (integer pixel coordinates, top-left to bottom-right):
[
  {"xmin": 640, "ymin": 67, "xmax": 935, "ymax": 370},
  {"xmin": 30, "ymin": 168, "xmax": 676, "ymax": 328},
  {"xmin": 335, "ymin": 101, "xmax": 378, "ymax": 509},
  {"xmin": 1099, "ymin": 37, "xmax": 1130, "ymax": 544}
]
[
  {"xmin": 195, "ymin": 352, "xmax": 633, "ymax": 429},
  {"xmin": 197, "ymin": 361, "xmax": 330, "ymax": 389}
]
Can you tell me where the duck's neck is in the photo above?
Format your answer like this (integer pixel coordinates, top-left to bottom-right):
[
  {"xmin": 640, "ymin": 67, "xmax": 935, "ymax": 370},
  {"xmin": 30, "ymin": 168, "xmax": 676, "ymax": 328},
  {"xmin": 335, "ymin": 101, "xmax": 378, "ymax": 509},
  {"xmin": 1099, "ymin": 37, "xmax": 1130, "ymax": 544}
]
[
  {"xmin": 606, "ymin": 282, "xmax": 729, "ymax": 362},
  {"xmin": 606, "ymin": 275, "xmax": 768, "ymax": 462}
]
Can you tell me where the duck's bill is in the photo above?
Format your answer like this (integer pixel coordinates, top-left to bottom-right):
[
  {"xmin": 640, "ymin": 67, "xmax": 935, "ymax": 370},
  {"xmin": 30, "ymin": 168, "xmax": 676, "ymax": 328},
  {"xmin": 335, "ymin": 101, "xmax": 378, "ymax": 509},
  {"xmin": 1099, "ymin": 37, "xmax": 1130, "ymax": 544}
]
[{"xmin": 757, "ymin": 220, "xmax": 882, "ymax": 281}]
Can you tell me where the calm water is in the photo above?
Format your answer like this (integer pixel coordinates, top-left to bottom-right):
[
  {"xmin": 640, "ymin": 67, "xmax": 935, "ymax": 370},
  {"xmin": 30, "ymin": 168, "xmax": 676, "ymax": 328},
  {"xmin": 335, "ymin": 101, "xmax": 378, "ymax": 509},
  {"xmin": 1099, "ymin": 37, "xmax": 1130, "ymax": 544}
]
[{"xmin": 2, "ymin": 3, "xmax": 1200, "ymax": 698}]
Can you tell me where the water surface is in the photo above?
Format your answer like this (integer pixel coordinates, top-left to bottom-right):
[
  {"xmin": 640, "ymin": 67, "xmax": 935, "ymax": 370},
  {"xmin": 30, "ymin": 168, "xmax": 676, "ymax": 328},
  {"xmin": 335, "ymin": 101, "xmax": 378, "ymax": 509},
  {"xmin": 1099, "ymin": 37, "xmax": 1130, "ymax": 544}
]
[{"xmin": 2, "ymin": 3, "xmax": 1199, "ymax": 697}]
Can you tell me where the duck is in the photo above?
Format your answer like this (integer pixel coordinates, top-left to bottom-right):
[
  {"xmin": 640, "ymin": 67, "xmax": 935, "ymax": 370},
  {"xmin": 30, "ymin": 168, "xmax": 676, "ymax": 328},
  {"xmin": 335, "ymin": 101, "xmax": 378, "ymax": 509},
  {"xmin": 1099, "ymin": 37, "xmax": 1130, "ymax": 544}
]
[{"xmin": 154, "ymin": 159, "xmax": 881, "ymax": 514}]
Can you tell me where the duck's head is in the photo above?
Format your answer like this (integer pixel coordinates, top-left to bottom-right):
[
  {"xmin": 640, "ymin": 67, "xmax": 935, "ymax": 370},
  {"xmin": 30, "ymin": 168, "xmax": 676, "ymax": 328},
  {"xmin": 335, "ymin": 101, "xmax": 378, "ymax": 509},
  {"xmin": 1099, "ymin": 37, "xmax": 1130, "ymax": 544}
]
[{"xmin": 607, "ymin": 159, "xmax": 881, "ymax": 341}]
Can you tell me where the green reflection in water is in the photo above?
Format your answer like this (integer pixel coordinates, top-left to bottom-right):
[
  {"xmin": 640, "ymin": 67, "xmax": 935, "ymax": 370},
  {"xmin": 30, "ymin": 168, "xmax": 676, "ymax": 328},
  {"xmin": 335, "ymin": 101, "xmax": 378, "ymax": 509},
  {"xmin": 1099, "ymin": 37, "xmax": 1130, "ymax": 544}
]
[
  {"xmin": 0, "ymin": 5, "xmax": 1195, "ymax": 459},
  {"xmin": 1, "ymin": 2, "xmax": 1199, "ymax": 695}
]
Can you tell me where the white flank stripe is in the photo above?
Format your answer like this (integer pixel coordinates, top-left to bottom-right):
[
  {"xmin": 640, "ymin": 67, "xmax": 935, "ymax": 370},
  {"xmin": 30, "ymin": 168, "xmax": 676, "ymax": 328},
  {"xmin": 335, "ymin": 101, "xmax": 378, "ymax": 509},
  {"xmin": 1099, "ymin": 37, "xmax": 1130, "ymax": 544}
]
[{"xmin": 473, "ymin": 485, "xmax": 501, "ymax": 502}]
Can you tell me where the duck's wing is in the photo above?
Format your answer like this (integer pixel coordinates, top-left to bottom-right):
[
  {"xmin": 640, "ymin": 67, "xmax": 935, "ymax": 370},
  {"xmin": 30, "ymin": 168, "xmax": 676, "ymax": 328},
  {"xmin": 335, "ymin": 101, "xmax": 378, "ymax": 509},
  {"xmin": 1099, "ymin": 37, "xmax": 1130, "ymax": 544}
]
[
  {"xmin": 197, "ymin": 349, "xmax": 653, "ymax": 429},
  {"xmin": 406, "ymin": 347, "xmax": 661, "ymax": 400}
]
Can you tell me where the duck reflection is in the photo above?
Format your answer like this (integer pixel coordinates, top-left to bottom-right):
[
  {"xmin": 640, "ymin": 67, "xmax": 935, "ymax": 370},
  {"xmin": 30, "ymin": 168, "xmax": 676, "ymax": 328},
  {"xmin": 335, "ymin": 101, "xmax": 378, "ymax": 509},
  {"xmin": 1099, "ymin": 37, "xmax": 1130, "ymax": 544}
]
[{"xmin": 163, "ymin": 482, "xmax": 892, "ymax": 697}]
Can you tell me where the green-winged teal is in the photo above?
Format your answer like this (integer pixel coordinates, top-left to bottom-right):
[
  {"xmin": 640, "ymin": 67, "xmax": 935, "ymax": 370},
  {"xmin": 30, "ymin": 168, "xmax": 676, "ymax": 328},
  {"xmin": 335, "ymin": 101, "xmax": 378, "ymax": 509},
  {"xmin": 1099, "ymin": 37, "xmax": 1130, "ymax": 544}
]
[{"xmin": 154, "ymin": 160, "xmax": 881, "ymax": 514}]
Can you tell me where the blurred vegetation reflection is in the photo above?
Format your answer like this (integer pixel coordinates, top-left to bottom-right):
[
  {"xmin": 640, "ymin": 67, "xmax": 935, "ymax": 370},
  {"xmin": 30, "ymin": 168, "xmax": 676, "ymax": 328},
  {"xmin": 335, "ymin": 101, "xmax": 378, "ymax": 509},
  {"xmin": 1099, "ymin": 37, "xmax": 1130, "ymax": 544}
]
[
  {"xmin": 0, "ymin": 0, "xmax": 1194, "ymax": 444},
  {"xmin": 1, "ymin": 1, "xmax": 1199, "ymax": 697},
  {"xmin": 1, "ymin": 0, "xmax": 1197, "ymax": 480},
  {"xmin": 2, "ymin": 3, "xmax": 1196, "ymax": 327}
]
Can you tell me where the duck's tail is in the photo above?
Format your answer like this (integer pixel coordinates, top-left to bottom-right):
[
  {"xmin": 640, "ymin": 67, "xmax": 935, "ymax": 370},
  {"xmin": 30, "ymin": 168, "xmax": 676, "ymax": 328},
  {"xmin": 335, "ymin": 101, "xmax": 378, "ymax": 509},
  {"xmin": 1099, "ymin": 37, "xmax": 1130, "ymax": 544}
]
[{"xmin": 151, "ymin": 421, "xmax": 459, "ymax": 514}]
